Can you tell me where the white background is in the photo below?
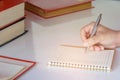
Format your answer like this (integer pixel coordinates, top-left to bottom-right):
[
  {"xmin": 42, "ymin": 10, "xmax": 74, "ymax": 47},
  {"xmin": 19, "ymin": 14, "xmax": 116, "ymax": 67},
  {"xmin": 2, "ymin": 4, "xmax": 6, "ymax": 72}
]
[{"xmin": 0, "ymin": 0, "xmax": 120, "ymax": 80}]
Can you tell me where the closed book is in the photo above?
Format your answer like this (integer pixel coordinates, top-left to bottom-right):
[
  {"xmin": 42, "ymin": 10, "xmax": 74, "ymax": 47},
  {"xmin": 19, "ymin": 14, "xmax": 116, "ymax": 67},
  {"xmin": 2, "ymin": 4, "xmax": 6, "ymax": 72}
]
[
  {"xmin": 0, "ymin": 17, "xmax": 26, "ymax": 47},
  {"xmin": 0, "ymin": 0, "xmax": 24, "ymax": 29},
  {"xmin": 25, "ymin": 0, "xmax": 94, "ymax": 18}
]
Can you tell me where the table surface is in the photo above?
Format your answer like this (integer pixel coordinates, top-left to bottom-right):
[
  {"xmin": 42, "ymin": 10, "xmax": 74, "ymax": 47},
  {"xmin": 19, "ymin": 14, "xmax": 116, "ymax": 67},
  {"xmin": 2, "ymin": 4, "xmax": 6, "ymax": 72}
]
[{"xmin": 0, "ymin": 0, "xmax": 120, "ymax": 80}]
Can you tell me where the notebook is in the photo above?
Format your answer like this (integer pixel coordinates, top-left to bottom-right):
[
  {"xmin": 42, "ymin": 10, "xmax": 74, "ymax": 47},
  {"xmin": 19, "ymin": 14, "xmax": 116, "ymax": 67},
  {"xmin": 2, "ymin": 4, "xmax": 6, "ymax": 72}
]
[{"xmin": 48, "ymin": 45, "xmax": 115, "ymax": 72}]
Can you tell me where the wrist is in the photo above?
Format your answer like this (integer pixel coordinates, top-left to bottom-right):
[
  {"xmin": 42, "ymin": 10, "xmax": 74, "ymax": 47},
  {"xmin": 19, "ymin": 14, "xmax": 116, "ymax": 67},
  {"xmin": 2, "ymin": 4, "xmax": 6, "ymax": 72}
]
[{"xmin": 115, "ymin": 31, "xmax": 120, "ymax": 48}]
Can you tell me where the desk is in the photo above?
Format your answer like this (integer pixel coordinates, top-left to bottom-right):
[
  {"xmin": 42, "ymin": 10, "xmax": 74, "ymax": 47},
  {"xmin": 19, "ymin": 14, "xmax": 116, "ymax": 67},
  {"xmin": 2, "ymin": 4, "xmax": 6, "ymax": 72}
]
[{"xmin": 0, "ymin": 0, "xmax": 120, "ymax": 80}]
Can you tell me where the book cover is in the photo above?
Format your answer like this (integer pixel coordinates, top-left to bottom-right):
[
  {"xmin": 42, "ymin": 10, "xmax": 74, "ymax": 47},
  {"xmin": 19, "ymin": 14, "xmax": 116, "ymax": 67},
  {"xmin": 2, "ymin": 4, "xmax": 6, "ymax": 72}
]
[
  {"xmin": 0, "ymin": 0, "xmax": 24, "ymax": 28},
  {"xmin": 0, "ymin": 55, "xmax": 36, "ymax": 80},
  {"xmin": 25, "ymin": 0, "xmax": 94, "ymax": 18},
  {"xmin": 0, "ymin": 0, "xmax": 23, "ymax": 11}
]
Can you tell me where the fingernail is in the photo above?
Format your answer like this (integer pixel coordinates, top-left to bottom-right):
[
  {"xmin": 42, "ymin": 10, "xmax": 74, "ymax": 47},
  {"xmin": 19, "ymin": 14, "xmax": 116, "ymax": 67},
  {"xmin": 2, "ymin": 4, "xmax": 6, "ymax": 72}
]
[
  {"xmin": 83, "ymin": 42, "xmax": 89, "ymax": 47},
  {"xmin": 101, "ymin": 46, "xmax": 104, "ymax": 50},
  {"xmin": 90, "ymin": 47, "xmax": 94, "ymax": 51}
]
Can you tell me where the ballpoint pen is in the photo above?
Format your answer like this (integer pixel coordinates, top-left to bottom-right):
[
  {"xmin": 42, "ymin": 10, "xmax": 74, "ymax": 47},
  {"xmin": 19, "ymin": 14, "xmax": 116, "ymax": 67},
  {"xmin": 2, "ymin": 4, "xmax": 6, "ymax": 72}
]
[{"xmin": 85, "ymin": 13, "xmax": 102, "ymax": 53}]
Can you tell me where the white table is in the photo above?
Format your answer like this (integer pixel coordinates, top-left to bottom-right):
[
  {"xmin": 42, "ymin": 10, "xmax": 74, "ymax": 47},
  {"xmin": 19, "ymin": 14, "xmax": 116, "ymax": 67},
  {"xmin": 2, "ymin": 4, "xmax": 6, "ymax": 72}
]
[{"xmin": 0, "ymin": 0, "xmax": 120, "ymax": 80}]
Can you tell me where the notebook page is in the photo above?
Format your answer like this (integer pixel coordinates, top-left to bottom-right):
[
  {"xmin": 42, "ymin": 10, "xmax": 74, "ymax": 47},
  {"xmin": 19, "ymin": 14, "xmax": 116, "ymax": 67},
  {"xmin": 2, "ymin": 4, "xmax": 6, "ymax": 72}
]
[
  {"xmin": 0, "ymin": 61, "xmax": 25, "ymax": 80},
  {"xmin": 48, "ymin": 45, "xmax": 114, "ymax": 71}
]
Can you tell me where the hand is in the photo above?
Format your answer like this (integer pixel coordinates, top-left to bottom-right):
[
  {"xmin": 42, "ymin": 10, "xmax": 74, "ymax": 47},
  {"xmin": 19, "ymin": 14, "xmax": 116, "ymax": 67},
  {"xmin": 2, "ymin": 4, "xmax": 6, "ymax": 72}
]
[{"xmin": 80, "ymin": 22, "xmax": 120, "ymax": 51}]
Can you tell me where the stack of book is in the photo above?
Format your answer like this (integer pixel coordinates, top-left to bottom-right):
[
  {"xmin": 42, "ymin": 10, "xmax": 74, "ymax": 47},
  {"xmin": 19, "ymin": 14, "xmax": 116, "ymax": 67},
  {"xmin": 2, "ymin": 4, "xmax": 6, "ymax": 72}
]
[
  {"xmin": 0, "ymin": 0, "xmax": 27, "ymax": 47},
  {"xmin": 25, "ymin": 0, "xmax": 94, "ymax": 18},
  {"xmin": 0, "ymin": 1, "xmax": 36, "ymax": 79}
]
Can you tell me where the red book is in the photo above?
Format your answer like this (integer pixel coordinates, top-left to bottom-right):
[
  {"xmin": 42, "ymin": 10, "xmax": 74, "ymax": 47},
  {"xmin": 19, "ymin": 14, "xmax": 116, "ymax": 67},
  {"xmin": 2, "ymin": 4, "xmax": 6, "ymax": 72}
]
[
  {"xmin": 0, "ymin": 0, "xmax": 24, "ymax": 29},
  {"xmin": 25, "ymin": 0, "xmax": 94, "ymax": 18},
  {"xmin": 0, "ymin": 55, "xmax": 36, "ymax": 80},
  {"xmin": 0, "ymin": 0, "xmax": 26, "ymax": 47},
  {"xmin": 0, "ymin": 0, "xmax": 23, "ymax": 11}
]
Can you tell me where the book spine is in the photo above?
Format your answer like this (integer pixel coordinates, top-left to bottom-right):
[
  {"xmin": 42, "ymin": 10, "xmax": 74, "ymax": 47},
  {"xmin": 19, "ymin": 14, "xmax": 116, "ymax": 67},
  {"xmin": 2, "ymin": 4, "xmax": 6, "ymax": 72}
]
[{"xmin": 48, "ymin": 61, "xmax": 110, "ymax": 72}]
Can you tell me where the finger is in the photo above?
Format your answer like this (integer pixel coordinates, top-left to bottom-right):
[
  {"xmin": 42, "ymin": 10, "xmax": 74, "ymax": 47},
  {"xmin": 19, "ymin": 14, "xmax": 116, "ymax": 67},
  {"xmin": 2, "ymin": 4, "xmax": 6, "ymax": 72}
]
[
  {"xmin": 89, "ymin": 45, "xmax": 104, "ymax": 51},
  {"xmin": 80, "ymin": 28, "xmax": 88, "ymax": 41},
  {"xmin": 89, "ymin": 46, "xmax": 94, "ymax": 51},
  {"xmin": 89, "ymin": 46, "xmax": 100, "ymax": 51},
  {"xmin": 80, "ymin": 22, "xmax": 95, "ymax": 41},
  {"xmin": 94, "ymin": 46, "xmax": 102, "ymax": 51},
  {"xmin": 84, "ymin": 35, "xmax": 101, "ymax": 47},
  {"xmin": 98, "ymin": 45, "xmax": 104, "ymax": 50}
]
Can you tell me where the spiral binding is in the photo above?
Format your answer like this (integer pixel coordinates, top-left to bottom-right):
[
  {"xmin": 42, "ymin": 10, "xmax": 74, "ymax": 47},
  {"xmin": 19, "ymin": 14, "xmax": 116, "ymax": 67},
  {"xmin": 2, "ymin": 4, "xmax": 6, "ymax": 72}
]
[{"xmin": 48, "ymin": 61, "xmax": 110, "ymax": 72}]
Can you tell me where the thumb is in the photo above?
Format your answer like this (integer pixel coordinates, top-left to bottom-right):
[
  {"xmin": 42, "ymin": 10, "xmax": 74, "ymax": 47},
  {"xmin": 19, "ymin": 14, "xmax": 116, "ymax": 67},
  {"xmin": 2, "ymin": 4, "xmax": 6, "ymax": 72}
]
[{"xmin": 83, "ymin": 35, "xmax": 100, "ymax": 47}]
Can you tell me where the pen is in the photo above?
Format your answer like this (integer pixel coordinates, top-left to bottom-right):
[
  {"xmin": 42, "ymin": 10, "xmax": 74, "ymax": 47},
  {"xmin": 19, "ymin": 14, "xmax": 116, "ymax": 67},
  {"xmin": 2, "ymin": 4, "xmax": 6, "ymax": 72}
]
[
  {"xmin": 85, "ymin": 13, "xmax": 102, "ymax": 52},
  {"xmin": 90, "ymin": 13, "xmax": 102, "ymax": 37}
]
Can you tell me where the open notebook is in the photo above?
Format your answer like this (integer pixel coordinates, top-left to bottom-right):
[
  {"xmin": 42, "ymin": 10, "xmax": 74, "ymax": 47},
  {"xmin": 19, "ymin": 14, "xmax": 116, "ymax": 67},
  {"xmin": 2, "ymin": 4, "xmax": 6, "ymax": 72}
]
[
  {"xmin": 0, "ymin": 55, "xmax": 36, "ymax": 80},
  {"xmin": 48, "ymin": 45, "xmax": 115, "ymax": 72}
]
